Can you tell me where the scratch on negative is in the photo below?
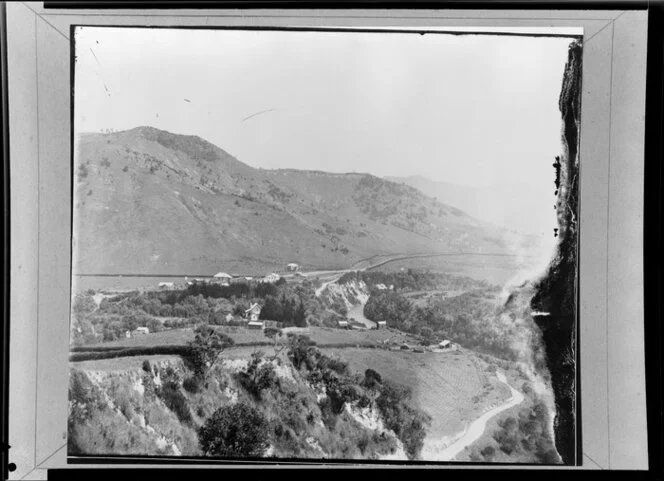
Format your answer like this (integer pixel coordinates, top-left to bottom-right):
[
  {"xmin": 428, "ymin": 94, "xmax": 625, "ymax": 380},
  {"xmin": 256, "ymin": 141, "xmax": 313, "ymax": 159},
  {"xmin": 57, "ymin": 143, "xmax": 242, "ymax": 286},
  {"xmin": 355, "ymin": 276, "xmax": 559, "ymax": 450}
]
[{"xmin": 90, "ymin": 48, "xmax": 102, "ymax": 68}]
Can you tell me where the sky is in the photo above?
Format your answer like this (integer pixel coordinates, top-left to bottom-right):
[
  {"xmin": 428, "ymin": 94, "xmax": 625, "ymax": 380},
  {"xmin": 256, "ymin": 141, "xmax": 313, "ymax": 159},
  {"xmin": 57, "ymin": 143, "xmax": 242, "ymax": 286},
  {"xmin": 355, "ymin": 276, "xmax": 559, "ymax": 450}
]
[{"xmin": 74, "ymin": 26, "xmax": 578, "ymax": 192}]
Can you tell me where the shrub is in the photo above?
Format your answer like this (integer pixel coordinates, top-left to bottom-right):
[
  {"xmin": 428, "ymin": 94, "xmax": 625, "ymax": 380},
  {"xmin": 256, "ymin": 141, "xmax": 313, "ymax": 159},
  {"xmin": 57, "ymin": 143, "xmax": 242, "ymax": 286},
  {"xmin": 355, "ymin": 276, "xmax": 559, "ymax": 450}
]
[
  {"xmin": 142, "ymin": 360, "xmax": 152, "ymax": 373},
  {"xmin": 480, "ymin": 445, "xmax": 496, "ymax": 460},
  {"xmin": 198, "ymin": 403, "xmax": 270, "ymax": 457},
  {"xmin": 156, "ymin": 374, "xmax": 192, "ymax": 425},
  {"xmin": 182, "ymin": 374, "xmax": 203, "ymax": 394},
  {"xmin": 236, "ymin": 353, "xmax": 280, "ymax": 399}
]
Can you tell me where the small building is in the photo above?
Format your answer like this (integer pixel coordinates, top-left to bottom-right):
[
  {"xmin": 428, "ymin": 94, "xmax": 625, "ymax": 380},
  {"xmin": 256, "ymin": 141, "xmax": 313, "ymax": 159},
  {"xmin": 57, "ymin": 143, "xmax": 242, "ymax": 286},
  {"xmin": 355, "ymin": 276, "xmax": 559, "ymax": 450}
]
[
  {"xmin": 264, "ymin": 320, "xmax": 279, "ymax": 329},
  {"xmin": 376, "ymin": 320, "xmax": 387, "ymax": 329},
  {"xmin": 158, "ymin": 282, "xmax": 175, "ymax": 290},
  {"xmin": 245, "ymin": 303, "xmax": 262, "ymax": 321},
  {"xmin": 212, "ymin": 272, "xmax": 232, "ymax": 286},
  {"xmin": 376, "ymin": 284, "xmax": 388, "ymax": 290},
  {"xmin": 247, "ymin": 320, "xmax": 265, "ymax": 330},
  {"xmin": 133, "ymin": 326, "xmax": 149, "ymax": 335},
  {"xmin": 337, "ymin": 319, "xmax": 349, "ymax": 328},
  {"xmin": 439, "ymin": 340, "xmax": 452, "ymax": 349},
  {"xmin": 287, "ymin": 263, "xmax": 300, "ymax": 272},
  {"xmin": 261, "ymin": 273, "xmax": 281, "ymax": 284}
]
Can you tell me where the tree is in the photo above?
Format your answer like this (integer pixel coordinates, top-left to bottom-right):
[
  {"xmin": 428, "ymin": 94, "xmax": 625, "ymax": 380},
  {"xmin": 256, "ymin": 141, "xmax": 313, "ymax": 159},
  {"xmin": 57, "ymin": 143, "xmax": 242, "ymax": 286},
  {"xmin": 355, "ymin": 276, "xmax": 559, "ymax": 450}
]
[
  {"xmin": 72, "ymin": 293, "xmax": 97, "ymax": 317},
  {"xmin": 263, "ymin": 327, "xmax": 285, "ymax": 359},
  {"xmin": 294, "ymin": 301, "xmax": 307, "ymax": 327},
  {"xmin": 198, "ymin": 403, "xmax": 270, "ymax": 458},
  {"xmin": 187, "ymin": 325, "xmax": 234, "ymax": 377},
  {"xmin": 419, "ymin": 327, "xmax": 435, "ymax": 345},
  {"xmin": 287, "ymin": 334, "xmax": 316, "ymax": 370},
  {"xmin": 259, "ymin": 296, "xmax": 281, "ymax": 321},
  {"xmin": 363, "ymin": 368, "xmax": 383, "ymax": 389}
]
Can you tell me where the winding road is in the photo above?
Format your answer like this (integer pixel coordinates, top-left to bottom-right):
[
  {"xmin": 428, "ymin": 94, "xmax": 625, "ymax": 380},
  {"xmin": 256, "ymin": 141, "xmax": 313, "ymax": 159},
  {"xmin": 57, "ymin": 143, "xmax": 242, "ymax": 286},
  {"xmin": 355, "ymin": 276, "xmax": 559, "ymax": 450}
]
[{"xmin": 421, "ymin": 371, "xmax": 525, "ymax": 461}]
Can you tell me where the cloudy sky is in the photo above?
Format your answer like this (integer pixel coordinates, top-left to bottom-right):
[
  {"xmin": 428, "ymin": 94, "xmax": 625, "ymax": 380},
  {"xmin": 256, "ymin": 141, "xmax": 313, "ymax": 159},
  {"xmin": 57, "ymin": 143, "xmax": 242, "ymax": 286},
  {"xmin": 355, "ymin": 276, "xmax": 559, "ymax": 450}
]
[{"xmin": 75, "ymin": 27, "xmax": 577, "ymax": 190}]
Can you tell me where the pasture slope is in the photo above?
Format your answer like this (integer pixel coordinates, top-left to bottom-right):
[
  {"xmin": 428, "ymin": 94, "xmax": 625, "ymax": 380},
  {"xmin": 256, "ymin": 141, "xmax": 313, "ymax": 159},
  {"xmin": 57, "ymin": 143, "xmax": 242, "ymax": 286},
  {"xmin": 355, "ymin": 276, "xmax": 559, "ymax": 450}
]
[{"xmin": 323, "ymin": 346, "xmax": 512, "ymax": 451}]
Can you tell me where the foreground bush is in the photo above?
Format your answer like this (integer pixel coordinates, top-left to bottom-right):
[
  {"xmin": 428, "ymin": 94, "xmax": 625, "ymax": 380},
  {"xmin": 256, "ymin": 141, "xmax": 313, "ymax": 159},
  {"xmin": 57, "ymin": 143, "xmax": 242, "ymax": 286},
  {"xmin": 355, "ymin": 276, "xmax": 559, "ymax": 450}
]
[{"xmin": 198, "ymin": 403, "xmax": 270, "ymax": 457}]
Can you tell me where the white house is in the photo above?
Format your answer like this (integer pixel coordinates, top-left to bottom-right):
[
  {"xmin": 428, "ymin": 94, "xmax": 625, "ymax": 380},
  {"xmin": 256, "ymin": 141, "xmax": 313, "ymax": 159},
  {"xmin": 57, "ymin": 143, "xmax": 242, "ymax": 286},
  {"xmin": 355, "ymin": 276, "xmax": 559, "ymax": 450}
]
[
  {"xmin": 337, "ymin": 319, "xmax": 348, "ymax": 328},
  {"xmin": 439, "ymin": 340, "xmax": 452, "ymax": 349},
  {"xmin": 261, "ymin": 273, "xmax": 281, "ymax": 283},
  {"xmin": 212, "ymin": 272, "xmax": 232, "ymax": 285},
  {"xmin": 247, "ymin": 320, "xmax": 265, "ymax": 330},
  {"xmin": 376, "ymin": 320, "xmax": 387, "ymax": 329},
  {"xmin": 287, "ymin": 263, "xmax": 300, "ymax": 271},
  {"xmin": 133, "ymin": 326, "xmax": 149, "ymax": 335},
  {"xmin": 159, "ymin": 282, "xmax": 175, "ymax": 290},
  {"xmin": 245, "ymin": 303, "xmax": 262, "ymax": 321}
]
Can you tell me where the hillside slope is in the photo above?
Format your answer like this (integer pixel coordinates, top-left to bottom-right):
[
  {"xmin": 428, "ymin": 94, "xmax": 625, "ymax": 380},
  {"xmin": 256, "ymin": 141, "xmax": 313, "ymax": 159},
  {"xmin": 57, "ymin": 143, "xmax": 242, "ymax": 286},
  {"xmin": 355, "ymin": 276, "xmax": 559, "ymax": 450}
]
[
  {"xmin": 387, "ymin": 175, "xmax": 555, "ymax": 238},
  {"xmin": 73, "ymin": 127, "xmax": 516, "ymax": 275}
]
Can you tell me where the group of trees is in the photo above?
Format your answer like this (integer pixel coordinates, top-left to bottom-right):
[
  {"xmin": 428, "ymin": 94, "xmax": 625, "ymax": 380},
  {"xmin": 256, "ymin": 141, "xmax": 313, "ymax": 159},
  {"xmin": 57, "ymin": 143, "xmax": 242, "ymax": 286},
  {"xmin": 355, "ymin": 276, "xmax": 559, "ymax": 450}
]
[
  {"xmin": 185, "ymin": 280, "xmax": 283, "ymax": 301},
  {"xmin": 71, "ymin": 275, "xmax": 318, "ymax": 345},
  {"xmin": 339, "ymin": 269, "xmax": 489, "ymax": 294},
  {"xmin": 260, "ymin": 294, "xmax": 307, "ymax": 327},
  {"xmin": 363, "ymin": 287, "xmax": 520, "ymax": 361}
]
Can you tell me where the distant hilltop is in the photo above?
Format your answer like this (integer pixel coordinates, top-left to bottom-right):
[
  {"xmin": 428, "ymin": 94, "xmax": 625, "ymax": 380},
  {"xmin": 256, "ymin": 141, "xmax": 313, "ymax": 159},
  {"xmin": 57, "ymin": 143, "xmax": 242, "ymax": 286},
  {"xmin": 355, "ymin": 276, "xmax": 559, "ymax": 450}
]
[{"xmin": 73, "ymin": 126, "xmax": 525, "ymax": 275}]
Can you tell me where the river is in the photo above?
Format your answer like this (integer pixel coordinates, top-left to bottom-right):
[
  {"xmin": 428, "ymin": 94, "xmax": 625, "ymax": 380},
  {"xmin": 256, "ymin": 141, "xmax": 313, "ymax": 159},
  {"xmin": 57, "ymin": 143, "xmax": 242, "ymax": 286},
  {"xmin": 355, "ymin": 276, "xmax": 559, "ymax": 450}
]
[{"xmin": 346, "ymin": 303, "xmax": 376, "ymax": 329}]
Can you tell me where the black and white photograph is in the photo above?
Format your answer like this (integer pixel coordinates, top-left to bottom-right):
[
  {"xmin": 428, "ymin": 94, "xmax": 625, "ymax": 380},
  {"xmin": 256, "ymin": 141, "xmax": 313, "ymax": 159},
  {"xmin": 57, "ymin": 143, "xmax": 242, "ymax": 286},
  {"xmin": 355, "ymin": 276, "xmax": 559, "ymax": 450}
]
[{"xmin": 67, "ymin": 26, "xmax": 581, "ymax": 464}]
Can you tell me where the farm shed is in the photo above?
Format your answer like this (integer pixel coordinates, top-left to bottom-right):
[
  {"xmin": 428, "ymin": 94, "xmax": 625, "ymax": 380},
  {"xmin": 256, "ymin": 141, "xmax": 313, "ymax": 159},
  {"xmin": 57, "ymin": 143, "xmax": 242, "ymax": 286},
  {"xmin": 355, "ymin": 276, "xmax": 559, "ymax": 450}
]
[
  {"xmin": 247, "ymin": 320, "xmax": 265, "ymax": 330},
  {"xmin": 287, "ymin": 263, "xmax": 300, "ymax": 271},
  {"xmin": 133, "ymin": 327, "xmax": 149, "ymax": 335},
  {"xmin": 376, "ymin": 320, "xmax": 387, "ymax": 329}
]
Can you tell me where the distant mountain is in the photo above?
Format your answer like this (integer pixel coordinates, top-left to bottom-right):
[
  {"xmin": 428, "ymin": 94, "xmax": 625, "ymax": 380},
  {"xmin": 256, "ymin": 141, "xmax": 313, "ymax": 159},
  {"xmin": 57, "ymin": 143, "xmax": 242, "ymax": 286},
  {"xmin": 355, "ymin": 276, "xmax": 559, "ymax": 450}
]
[
  {"xmin": 73, "ymin": 126, "xmax": 524, "ymax": 275},
  {"xmin": 386, "ymin": 175, "xmax": 556, "ymax": 237}
]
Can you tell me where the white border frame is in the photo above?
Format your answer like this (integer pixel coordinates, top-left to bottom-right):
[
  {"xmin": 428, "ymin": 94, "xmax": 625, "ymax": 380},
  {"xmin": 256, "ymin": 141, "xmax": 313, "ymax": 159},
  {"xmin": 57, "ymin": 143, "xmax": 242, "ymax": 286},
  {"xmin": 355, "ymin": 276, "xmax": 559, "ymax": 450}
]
[{"xmin": 7, "ymin": 2, "xmax": 648, "ymax": 478}]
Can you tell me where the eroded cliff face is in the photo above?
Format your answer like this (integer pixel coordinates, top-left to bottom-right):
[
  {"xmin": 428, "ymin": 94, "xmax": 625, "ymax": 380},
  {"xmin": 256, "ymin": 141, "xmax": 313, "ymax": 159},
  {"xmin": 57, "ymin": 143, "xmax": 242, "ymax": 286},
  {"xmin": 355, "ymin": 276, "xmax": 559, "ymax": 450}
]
[
  {"xmin": 529, "ymin": 40, "xmax": 582, "ymax": 465},
  {"xmin": 319, "ymin": 280, "xmax": 370, "ymax": 310}
]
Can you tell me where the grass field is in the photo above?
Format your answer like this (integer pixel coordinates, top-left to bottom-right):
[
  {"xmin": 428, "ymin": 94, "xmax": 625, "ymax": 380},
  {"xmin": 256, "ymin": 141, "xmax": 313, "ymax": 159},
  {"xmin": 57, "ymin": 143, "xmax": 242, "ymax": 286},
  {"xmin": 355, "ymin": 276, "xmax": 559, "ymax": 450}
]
[{"xmin": 77, "ymin": 326, "xmax": 418, "ymax": 351}]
